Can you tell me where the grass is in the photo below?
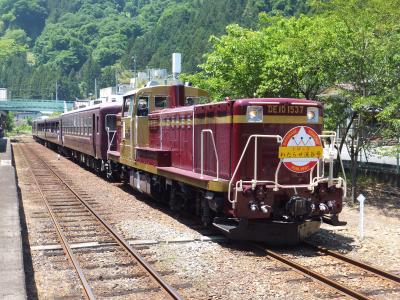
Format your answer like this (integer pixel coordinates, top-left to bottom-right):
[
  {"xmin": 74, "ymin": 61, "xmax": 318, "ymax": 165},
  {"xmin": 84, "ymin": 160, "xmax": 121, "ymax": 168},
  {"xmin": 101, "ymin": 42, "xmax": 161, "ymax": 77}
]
[{"xmin": 5, "ymin": 124, "xmax": 32, "ymax": 137}]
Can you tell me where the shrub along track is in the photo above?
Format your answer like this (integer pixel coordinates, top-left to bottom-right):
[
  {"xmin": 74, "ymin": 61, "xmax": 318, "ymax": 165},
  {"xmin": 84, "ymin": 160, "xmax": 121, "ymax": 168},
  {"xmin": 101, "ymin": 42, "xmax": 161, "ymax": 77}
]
[{"xmin": 14, "ymin": 142, "xmax": 183, "ymax": 300}]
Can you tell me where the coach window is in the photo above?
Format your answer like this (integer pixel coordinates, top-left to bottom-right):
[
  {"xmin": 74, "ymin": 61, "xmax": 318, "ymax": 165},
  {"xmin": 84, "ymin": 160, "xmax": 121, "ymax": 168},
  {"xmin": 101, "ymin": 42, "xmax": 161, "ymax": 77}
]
[
  {"xmin": 86, "ymin": 117, "xmax": 89, "ymax": 135},
  {"xmin": 88, "ymin": 117, "xmax": 92, "ymax": 136},
  {"xmin": 96, "ymin": 116, "xmax": 99, "ymax": 134},
  {"xmin": 137, "ymin": 96, "xmax": 149, "ymax": 116}
]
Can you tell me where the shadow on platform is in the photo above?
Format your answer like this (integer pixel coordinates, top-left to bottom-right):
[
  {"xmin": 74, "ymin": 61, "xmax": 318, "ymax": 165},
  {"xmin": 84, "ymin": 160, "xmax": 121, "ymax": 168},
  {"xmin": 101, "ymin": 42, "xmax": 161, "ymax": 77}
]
[{"xmin": 0, "ymin": 138, "xmax": 7, "ymax": 153}]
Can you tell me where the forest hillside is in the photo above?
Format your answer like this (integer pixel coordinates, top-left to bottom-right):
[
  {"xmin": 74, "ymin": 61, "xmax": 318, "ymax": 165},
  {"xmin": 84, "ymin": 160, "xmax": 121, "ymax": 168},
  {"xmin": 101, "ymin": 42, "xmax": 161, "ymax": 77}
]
[{"xmin": 0, "ymin": 0, "xmax": 307, "ymax": 99}]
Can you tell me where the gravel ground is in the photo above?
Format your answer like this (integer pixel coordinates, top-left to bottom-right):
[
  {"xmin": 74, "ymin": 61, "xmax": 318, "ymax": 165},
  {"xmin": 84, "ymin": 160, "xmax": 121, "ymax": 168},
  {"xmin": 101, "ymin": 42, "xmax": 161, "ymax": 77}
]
[
  {"xmin": 14, "ymin": 139, "xmax": 400, "ymax": 299},
  {"xmin": 13, "ymin": 143, "xmax": 85, "ymax": 299}
]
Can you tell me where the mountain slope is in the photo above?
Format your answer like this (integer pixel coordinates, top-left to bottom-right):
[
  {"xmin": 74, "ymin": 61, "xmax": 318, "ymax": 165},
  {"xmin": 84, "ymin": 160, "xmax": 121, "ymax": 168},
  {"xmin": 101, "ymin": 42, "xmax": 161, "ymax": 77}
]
[{"xmin": 0, "ymin": 0, "xmax": 308, "ymax": 99}]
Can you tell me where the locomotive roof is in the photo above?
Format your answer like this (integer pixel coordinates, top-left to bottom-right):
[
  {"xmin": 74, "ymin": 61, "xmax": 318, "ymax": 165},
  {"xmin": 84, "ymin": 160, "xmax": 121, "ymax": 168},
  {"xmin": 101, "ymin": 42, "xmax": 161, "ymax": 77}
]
[
  {"xmin": 122, "ymin": 83, "xmax": 209, "ymax": 97},
  {"xmin": 233, "ymin": 98, "xmax": 321, "ymax": 105}
]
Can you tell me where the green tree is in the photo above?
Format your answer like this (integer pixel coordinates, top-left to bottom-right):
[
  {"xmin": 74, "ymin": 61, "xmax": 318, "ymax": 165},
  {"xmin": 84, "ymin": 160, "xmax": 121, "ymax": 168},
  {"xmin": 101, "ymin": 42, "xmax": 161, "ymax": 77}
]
[
  {"xmin": 312, "ymin": 0, "xmax": 400, "ymax": 200},
  {"xmin": 192, "ymin": 15, "xmax": 341, "ymax": 100},
  {"xmin": 5, "ymin": 111, "xmax": 14, "ymax": 132},
  {"xmin": 0, "ymin": 37, "xmax": 26, "ymax": 60},
  {"xmin": 0, "ymin": 0, "xmax": 48, "ymax": 39},
  {"xmin": 92, "ymin": 34, "xmax": 128, "ymax": 67}
]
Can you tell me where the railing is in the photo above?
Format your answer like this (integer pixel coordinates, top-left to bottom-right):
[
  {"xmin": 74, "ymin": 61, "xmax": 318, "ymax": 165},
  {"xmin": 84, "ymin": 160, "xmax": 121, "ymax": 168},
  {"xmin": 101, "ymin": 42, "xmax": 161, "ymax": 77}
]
[
  {"xmin": 228, "ymin": 132, "xmax": 346, "ymax": 209},
  {"xmin": 105, "ymin": 114, "xmax": 117, "ymax": 152},
  {"xmin": 200, "ymin": 129, "xmax": 219, "ymax": 181}
]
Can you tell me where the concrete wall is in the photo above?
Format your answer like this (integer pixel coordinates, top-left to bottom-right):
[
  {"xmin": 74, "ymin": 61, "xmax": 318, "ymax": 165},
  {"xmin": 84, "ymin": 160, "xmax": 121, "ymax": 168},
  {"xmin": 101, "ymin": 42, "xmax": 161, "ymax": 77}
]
[{"xmin": 0, "ymin": 89, "xmax": 7, "ymax": 101}]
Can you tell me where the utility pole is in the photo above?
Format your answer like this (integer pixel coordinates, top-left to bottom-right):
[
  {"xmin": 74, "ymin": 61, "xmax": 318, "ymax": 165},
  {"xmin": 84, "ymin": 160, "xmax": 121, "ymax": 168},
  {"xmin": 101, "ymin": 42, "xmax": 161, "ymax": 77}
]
[
  {"xmin": 55, "ymin": 81, "xmax": 58, "ymax": 102},
  {"xmin": 94, "ymin": 78, "xmax": 97, "ymax": 99},
  {"xmin": 132, "ymin": 56, "xmax": 136, "ymax": 88},
  {"xmin": 115, "ymin": 70, "xmax": 118, "ymax": 94}
]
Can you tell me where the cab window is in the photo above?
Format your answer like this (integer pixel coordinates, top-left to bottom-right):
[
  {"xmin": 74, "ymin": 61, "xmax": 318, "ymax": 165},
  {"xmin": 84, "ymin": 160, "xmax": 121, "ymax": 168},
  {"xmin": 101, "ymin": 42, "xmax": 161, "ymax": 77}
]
[
  {"xmin": 128, "ymin": 96, "xmax": 134, "ymax": 115},
  {"xmin": 123, "ymin": 96, "xmax": 134, "ymax": 117},
  {"xmin": 155, "ymin": 96, "xmax": 168, "ymax": 109},
  {"xmin": 185, "ymin": 97, "xmax": 194, "ymax": 106},
  {"xmin": 137, "ymin": 96, "xmax": 149, "ymax": 116}
]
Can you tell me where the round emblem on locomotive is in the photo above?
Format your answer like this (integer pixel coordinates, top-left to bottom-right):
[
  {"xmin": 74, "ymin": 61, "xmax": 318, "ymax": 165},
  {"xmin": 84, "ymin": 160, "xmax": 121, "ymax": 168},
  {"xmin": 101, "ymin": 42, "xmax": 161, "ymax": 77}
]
[{"xmin": 279, "ymin": 126, "xmax": 323, "ymax": 173}]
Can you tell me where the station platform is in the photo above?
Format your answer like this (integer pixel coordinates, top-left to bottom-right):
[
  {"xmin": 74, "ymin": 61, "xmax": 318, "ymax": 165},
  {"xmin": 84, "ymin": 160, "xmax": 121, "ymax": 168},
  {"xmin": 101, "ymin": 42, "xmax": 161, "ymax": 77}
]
[{"xmin": 0, "ymin": 138, "xmax": 27, "ymax": 299}]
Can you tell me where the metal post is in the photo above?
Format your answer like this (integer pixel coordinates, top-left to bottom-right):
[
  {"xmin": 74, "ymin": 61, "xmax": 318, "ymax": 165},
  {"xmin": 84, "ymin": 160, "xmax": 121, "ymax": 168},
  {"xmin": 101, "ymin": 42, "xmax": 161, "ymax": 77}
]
[
  {"xmin": 115, "ymin": 70, "xmax": 118, "ymax": 94},
  {"xmin": 200, "ymin": 131, "xmax": 204, "ymax": 179},
  {"xmin": 397, "ymin": 137, "xmax": 399, "ymax": 175},
  {"xmin": 357, "ymin": 194, "xmax": 365, "ymax": 241},
  {"xmin": 133, "ymin": 56, "xmax": 136, "ymax": 89},
  {"xmin": 94, "ymin": 78, "xmax": 97, "ymax": 99},
  {"xmin": 55, "ymin": 81, "xmax": 58, "ymax": 102},
  {"xmin": 254, "ymin": 137, "xmax": 258, "ymax": 182}
]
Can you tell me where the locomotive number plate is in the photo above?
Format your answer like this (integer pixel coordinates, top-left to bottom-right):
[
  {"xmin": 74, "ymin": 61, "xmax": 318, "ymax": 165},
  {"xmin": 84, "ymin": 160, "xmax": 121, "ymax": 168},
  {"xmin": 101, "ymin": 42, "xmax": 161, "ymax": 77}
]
[
  {"xmin": 267, "ymin": 105, "xmax": 304, "ymax": 114},
  {"xmin": 279, "ymin": 146, "xmax": 323, "ymax": 159}
]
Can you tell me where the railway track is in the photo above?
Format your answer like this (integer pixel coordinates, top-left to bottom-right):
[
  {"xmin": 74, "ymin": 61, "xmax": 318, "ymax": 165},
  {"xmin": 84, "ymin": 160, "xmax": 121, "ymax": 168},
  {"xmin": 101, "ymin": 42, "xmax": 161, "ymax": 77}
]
[
  {"xmin": 16, "ymin": 143, "xmax": 183, "ymax": 300},
  {"xmin": 255, "ymin": 242, "xmax": 400, "ymax": 299},
  {"xmin": 14, "ymin": 139, "xmax": 399, "ymax": 299}
]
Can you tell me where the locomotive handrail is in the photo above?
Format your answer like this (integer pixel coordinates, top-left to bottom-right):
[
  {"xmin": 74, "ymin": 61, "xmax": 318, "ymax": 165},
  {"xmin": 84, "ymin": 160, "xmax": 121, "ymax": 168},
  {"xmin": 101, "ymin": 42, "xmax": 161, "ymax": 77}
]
[
  {"xmin": 200, "ymin": 129, "xmax": 219, "ymax": 181},
  {"xmin": 228, "ymin": 132, "xmax": 346, "ymax": 208},
  {"xmin": 228, "ymin": 135, "xmax": 283, "ymax": 206}
]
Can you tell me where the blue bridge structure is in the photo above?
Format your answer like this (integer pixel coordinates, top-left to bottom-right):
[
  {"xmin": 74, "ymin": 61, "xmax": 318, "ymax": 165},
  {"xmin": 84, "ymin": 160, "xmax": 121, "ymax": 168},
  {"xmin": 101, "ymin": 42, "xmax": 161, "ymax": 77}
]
[{"xmin": 0, "ymin": 99, "xmax": 74, "ymax": 113}]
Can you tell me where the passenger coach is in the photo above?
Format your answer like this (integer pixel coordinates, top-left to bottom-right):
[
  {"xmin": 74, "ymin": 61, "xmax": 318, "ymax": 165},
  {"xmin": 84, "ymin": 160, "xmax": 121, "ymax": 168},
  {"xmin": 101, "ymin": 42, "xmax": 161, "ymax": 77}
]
[{"xmin": 33, "ymin": 102, "xmax": 121, "ymax": 171}]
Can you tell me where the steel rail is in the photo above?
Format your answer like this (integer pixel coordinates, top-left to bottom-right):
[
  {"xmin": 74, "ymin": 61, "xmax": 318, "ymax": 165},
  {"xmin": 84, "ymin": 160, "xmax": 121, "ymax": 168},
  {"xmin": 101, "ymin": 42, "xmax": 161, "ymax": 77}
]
[
  {"xmin": 303, "ymin": 242, "xmax": 400, "ymax": 284},
  {"xmin": 252, "ymin": 243, "xmax": 372, "ymax": 300},
  {"xmin": 27, "ymin": 145, "xmax": 183, "ymax": 300},
  {"xmin": 18, "ymin": 145, "xmax": 96, "ymax": 300}
]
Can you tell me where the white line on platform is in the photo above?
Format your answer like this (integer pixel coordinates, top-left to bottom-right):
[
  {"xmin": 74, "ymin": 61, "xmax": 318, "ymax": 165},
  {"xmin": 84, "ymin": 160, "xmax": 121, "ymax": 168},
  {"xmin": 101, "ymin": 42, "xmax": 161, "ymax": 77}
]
[
  {"xmin": 31, "ymin": 236, "xmax": 227, "ymax": 251},
  {"xmin": 0, "ymin": 160, "xmax": 12, "ymax": 166}
]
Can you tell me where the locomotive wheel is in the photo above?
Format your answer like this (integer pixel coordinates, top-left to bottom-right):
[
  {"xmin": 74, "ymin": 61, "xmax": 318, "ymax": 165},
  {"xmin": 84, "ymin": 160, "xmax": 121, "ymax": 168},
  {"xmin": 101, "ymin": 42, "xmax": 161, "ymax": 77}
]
[
  {"xmin": 169, "ymin": 186, "xmax": 184, "ymax": 212},
  {"xmin": 201, "ymin": 197, "xmax": 213, "ymax": 228}
]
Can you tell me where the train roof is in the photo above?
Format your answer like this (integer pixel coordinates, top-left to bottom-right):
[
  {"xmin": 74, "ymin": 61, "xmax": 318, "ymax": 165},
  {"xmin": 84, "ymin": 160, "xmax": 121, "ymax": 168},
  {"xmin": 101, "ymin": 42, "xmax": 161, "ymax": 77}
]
[
  {"xmin": 61, "ymin": 102, "xmax": 122, "ymax": 116},
  {"xmin": 33, "ymin": 116, "xmax": 60, "ymax": 124}
]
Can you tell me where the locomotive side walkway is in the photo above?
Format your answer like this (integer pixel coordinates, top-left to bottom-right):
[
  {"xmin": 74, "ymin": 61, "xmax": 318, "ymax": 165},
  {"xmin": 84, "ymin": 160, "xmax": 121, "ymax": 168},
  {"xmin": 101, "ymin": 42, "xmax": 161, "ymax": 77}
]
[{"xmin": 0, "ymin": 138, "xmax": 26, "ymax": 300}]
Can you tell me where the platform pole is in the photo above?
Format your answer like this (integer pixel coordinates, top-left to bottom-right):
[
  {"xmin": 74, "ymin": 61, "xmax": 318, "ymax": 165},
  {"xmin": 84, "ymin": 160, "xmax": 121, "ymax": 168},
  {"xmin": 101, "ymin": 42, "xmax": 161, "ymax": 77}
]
[{"xmin": 357, "ymin": 194, "xmax": 365, "ymax": 241}]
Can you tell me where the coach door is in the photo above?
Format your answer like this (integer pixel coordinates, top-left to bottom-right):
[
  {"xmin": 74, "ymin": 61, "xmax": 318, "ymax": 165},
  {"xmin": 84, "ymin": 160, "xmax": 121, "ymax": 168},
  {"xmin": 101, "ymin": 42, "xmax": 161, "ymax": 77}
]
[{"xmin": 92, "ymin": 113, "xmax": 96, "ymax": 157}]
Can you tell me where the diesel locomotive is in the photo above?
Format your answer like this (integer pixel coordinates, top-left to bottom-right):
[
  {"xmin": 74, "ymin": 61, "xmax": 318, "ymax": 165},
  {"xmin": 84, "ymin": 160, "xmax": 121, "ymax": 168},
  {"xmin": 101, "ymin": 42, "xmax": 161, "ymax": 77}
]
[{"xmin": 33, "ymin": 81, "xmax": 346, "ymax": 245}]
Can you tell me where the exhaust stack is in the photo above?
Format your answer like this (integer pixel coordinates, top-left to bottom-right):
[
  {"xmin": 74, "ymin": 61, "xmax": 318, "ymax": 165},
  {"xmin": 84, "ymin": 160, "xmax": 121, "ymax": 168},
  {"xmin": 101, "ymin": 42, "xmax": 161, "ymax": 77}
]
[{"xmin": 172, "ymin": 53, "xmax": 182, "ymax": 79}]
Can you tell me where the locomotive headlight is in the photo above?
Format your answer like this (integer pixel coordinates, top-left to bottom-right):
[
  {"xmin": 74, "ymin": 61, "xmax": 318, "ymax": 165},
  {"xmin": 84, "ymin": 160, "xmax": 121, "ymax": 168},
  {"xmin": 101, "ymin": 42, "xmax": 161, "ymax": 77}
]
[
  {"xmin": 246, "ymin": 106, "xmax": 263, "ymax": 123},
  {"xmin": 307, "ymin": 107, "xmax": 319, "ymax": 123}
]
